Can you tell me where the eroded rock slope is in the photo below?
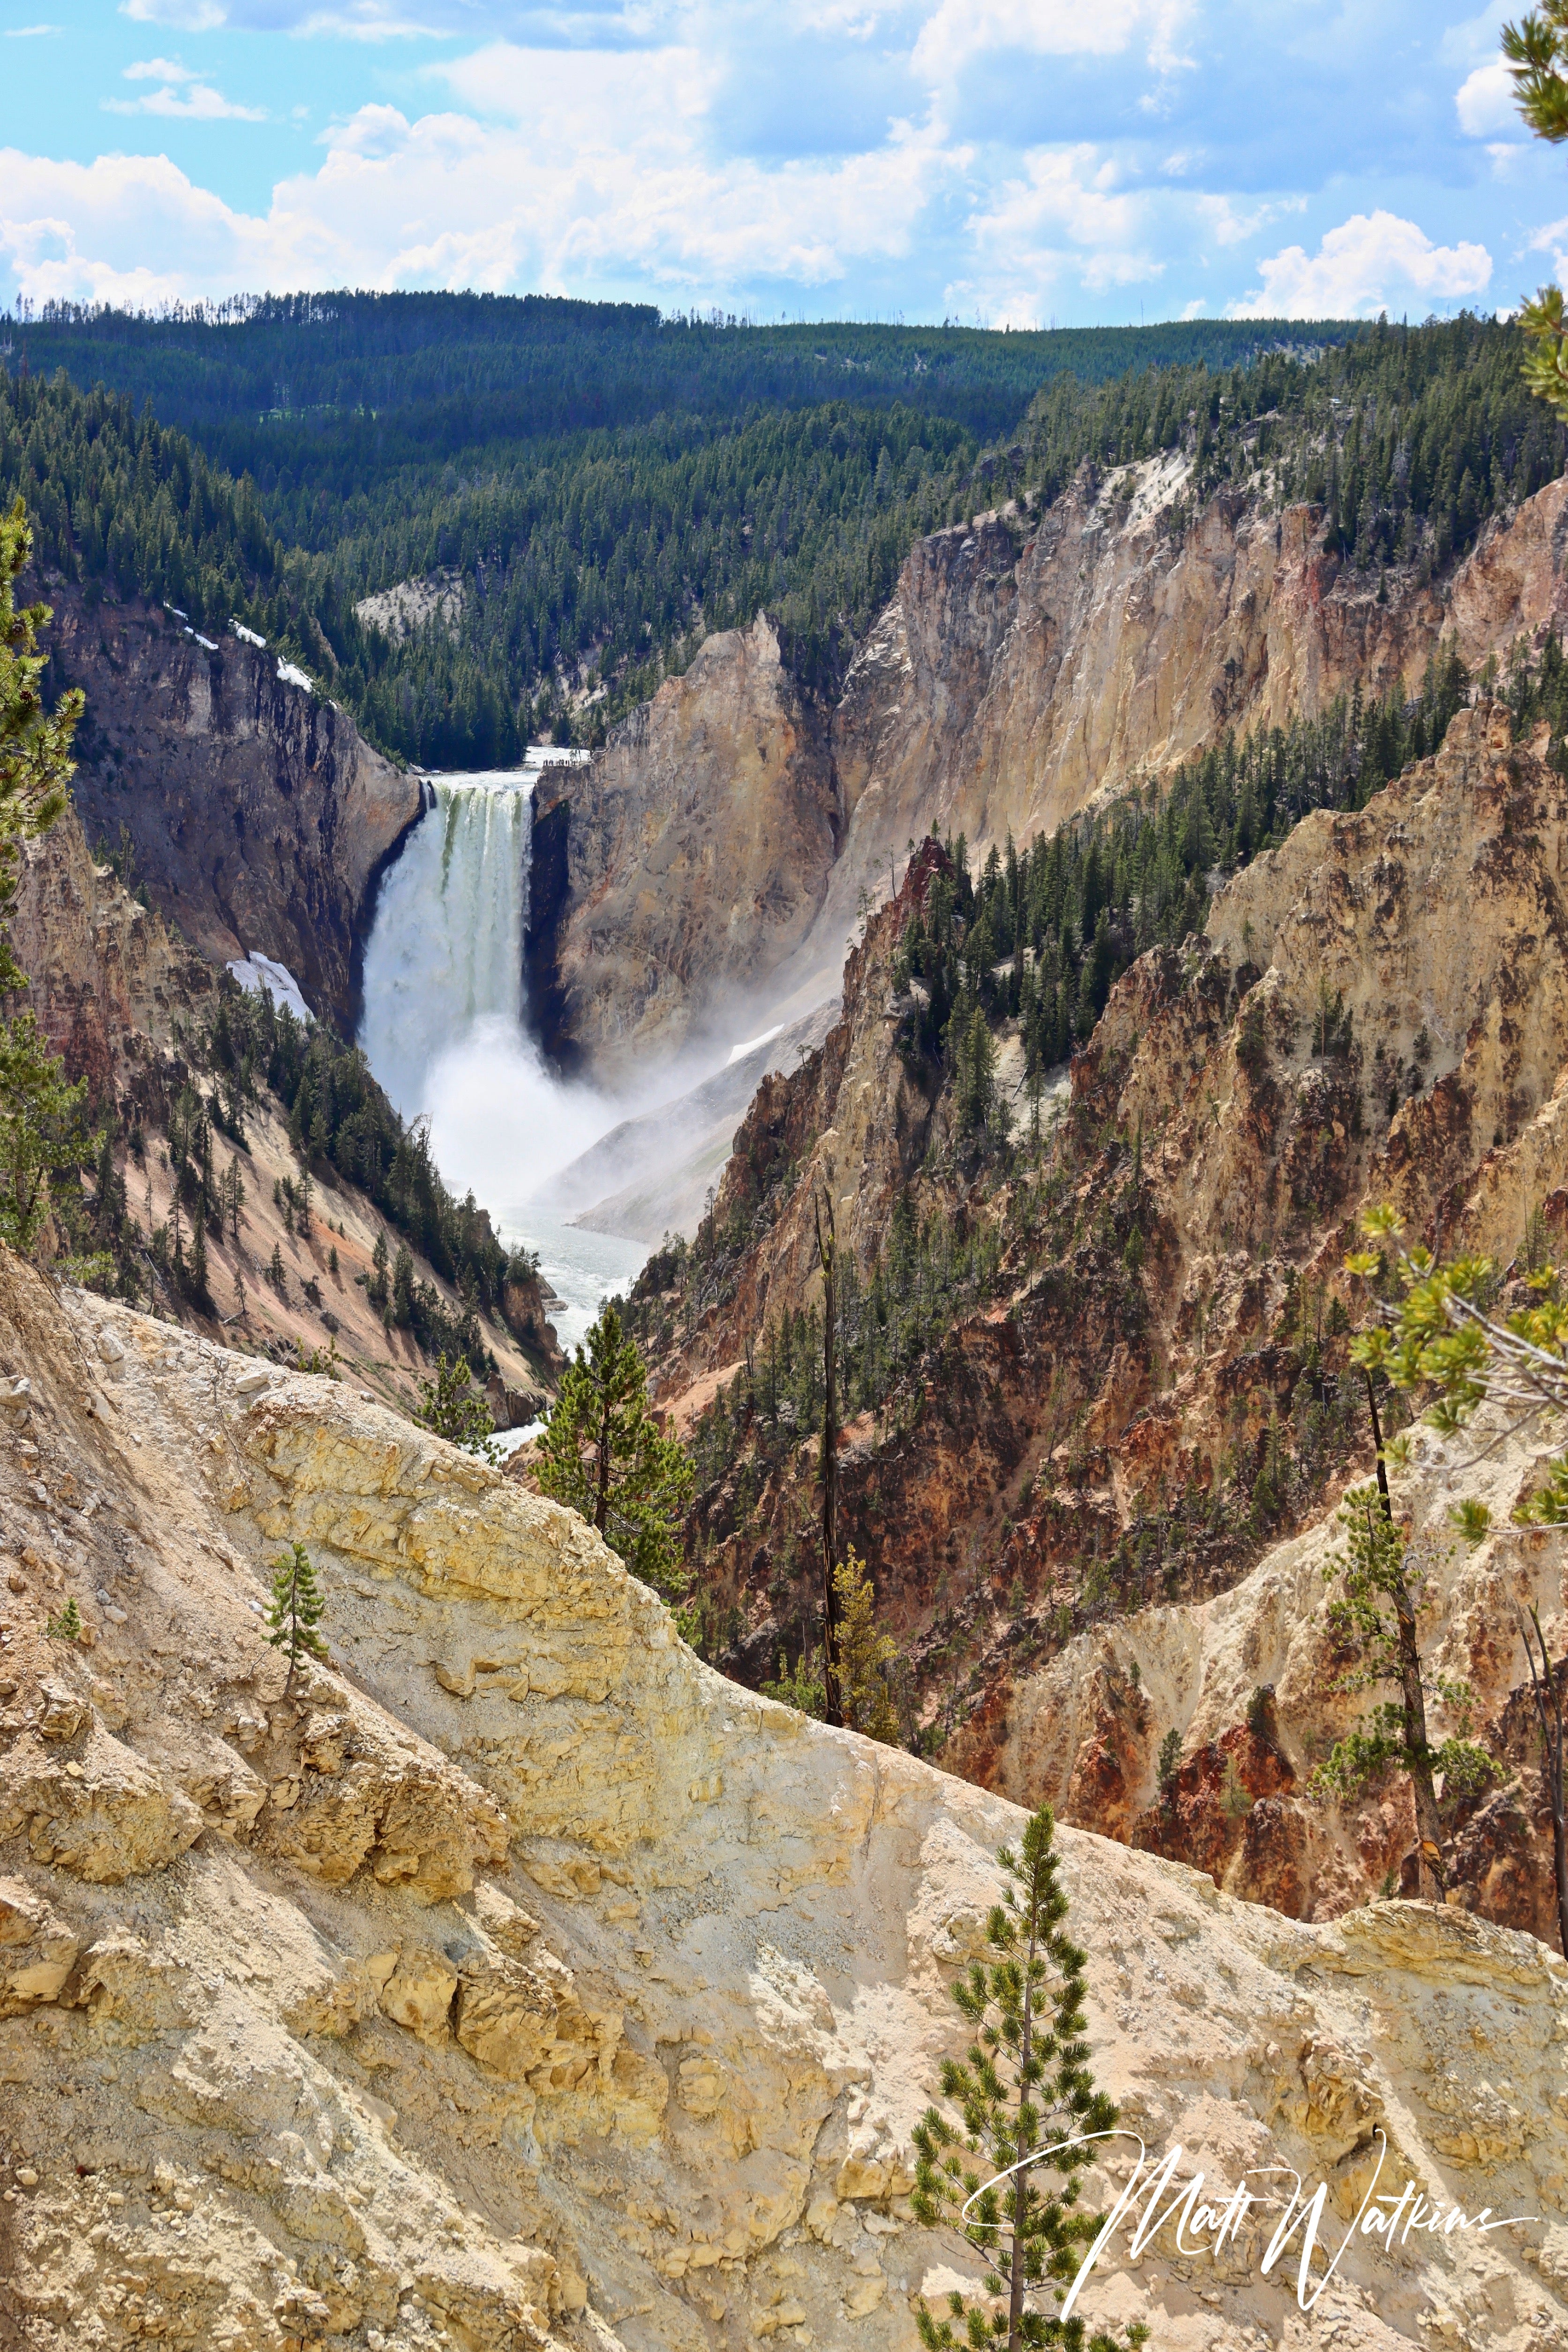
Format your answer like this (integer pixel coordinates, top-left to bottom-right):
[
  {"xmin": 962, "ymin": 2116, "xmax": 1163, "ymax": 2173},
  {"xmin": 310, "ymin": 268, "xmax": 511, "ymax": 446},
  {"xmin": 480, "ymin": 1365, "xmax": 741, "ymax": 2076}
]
[
  {"xmin": 45, "ymin": 587, "xmax": 421, "ymax": 1032},
  {"xmin": 531, "ymin": 469, "xmax": 1568, "ymax": 1075},
  {"xmin": 2, "ymin": 1260, "xmax": 1567, "ymax": 2347},
  {"xmin": 638, "ymin": 702, "xmax": 1568, "ymax": 1931}
]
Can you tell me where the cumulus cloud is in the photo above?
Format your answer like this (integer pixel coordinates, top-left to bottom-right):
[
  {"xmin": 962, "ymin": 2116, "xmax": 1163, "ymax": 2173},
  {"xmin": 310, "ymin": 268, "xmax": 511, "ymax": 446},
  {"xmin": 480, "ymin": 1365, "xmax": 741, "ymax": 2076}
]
[
  {"xmin": 105, "ymin": 60, "xmax": 267, "ymax": 119},
  {"xmin": 912, "ymin": 0, "xmax": 1191, "ymax": 81},
  {"xmin": 1456, "ymin": 58, "xmax": 1518, "ymax": 137},
  {"xmin": 1228, "ymin": 210, "xmax": 1492, "ymax": 319},
  {"xmin": 0, "ymin": 66, "xmax": 962, "ymax": 311}
]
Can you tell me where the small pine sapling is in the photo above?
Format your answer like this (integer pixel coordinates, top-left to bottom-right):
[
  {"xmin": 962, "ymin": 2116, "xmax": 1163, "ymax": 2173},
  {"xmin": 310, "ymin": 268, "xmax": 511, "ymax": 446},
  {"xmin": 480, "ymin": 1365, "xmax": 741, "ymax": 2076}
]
[
  {"xmin": 416, "ymin": 1352, "xmax": 498, "ymax": 1462},
  {"xmin": 45, "ymin": 1595, "xmax": 82, "ymax": 1642},
  {"xmin": 912, "ymin": 1804, "xmax": 1141, "ymax": 2352},
  {"xmin": 264, "ymin": 1541, "xmax": 328, "ymax": 1693}
]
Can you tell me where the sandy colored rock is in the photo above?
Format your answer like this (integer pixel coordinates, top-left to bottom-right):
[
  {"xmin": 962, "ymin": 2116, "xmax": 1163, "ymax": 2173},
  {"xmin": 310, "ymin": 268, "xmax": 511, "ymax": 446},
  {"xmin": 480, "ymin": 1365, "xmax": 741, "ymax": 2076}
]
[
  {"xmin": 534, "ymin": 469, "xmax": 1568, "ymax": 1073},
  {"xmin": 0, "ymin": 1251, "xmax": 1564, "ymax": 2345}
]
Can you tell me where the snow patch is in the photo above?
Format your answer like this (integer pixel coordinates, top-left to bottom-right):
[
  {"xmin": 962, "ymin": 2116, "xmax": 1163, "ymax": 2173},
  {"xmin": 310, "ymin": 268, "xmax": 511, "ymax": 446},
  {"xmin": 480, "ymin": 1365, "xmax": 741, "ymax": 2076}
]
[
  {"xmin": 276, "ymin": 659, "xmax": 312, "ymax": 692},
  {"xmin": 231, "ymin": 619, "xmax": 267, "ymax": 648},
  {"xmin": 188, "ymin": 630, "xmax": 219, "ymax": 651},
  {"xmin": 226, "ymin": 954, "xmax": 314, "ymax": 1025}
]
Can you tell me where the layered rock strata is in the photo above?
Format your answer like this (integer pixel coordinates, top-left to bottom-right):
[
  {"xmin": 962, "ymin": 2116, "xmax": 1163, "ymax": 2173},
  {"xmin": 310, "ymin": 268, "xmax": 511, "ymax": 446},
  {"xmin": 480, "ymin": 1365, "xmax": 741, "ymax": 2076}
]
[
  {"xmin": 0, "ymin": 1255, "xmax": 1566, "ymax": 2348},
  {"xmin": 43, "ymin": 587, "xmax": 421, "ymax": 1031},
  {"xmin": 8, "ymin": 806, "xmax": 554, "ymax": 1414},
  {"xmin": 649, "ymin": 704, "xmax": 1568, "ymax": 1926},
  {"xmin": 534, "ymin": 470, "xmax": 1568, "ymax": 1076}
]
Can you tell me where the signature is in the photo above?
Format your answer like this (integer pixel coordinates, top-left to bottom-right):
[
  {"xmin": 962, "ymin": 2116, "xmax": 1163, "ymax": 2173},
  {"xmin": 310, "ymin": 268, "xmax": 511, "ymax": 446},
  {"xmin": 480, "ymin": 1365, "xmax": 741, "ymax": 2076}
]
[{"xmin": 957, "ymin": 2130, "xmax": 1536, "ymax": 2317}]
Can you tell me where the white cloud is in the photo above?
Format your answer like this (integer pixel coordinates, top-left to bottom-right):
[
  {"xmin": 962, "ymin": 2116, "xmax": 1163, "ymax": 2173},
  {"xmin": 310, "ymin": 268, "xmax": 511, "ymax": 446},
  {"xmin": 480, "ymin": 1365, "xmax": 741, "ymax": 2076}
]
[
  {"xmin": 4, "ymin": 24, "xmax": 62, "ymax": 36},
  {"xmin": 1228, "ymin": 210, "xmax": 1492, "ymax": 318},
  {"xmin": 105, "ymin": 79, "xmax": 266, "ymax": 118},
  {"xmin": 120, "ymin": 0, "xmax": 228, "ymax": 24},
  {"xmin": 955, "ymin": 144, "xmax": 1162, "ymax": 317},
  {"xmin": 1196, "ymin": 193, "xmax": 1280, "ymax": 249},
  {"xmin": 0, "ymin": 67, "xmax": 963, "ymax": 311},
  {"xmin": 912, "ymin": 0, "xmax": 1190, "ymax": 84},
  {"xmin": 1456, "ymin": 58, "xmax": 1518, "ymax": 137},
  {"xmin": 124, "ymin": 54, "xmax": 198, "ymax": 79}
]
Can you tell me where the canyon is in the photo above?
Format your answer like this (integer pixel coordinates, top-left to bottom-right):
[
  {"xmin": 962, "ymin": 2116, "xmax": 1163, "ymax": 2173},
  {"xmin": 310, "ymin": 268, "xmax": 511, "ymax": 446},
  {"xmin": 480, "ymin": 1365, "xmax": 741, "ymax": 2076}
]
[
  {"xmin": 635, "ymin": 698, "xmax": 1568, "ymax": 1934},
  {"xmin": 528, "ymin": 467, "xmax": 1568, "ymax": 1083},
  {"xmin": 44, "ymin": 587, "xmax": 422, "ymax": 1036},
  {"xmin": 10, "ymin": 802, "xmax": 559, "ymax": 1425},
  {"xmin": 3, "ymin": 1255, "xmax": 1568, "ymax": 2351}
]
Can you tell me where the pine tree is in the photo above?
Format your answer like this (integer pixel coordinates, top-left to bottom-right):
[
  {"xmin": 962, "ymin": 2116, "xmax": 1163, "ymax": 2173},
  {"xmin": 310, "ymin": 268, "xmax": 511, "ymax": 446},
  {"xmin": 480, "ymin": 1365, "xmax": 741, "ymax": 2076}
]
[
  {"xmin": 0, "ymin": 1010, "xmax": 91, "ymax": 1255},
  {"xmin": 537, "ymin": 1301, "xmax": 694, "ymax": 1593},
  {"xmin": 416, "ymin": 1351, "xmax": 498, "ymax": 1462},
  {"xmin": 1312, "ymin": 1449, "xmax": 1492, "ymax": 1895},
  {"xmin": 187, "ymin": 1206, "xmax": 211, "ymax": 1307},
  {"xmin": 912, "ymin": 1806, "xmax": 1132, "ymax": 2352},
  {"xmin": 264, "ymin": 1541, "xmax": 328, "ymax": 1693},
  {"xmin": 222, "ymin": 1153, "xmax": 245, "ymax": 1244},
  {"xmin": 835, "ymin": 1547, "xmax": 900, "ymax": 1743}
]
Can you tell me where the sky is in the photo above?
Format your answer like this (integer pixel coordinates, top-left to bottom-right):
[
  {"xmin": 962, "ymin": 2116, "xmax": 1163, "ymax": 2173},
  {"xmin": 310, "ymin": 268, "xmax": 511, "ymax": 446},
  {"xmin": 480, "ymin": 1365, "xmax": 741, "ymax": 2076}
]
[{"xmin": 1, "ymin": 0, "xmax": 1567, "ymax": 327}]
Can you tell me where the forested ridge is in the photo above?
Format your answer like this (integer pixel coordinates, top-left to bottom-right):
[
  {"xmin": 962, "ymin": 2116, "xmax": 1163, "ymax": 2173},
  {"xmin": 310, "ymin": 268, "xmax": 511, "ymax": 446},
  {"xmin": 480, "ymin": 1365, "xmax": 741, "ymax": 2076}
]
[
  {"xmin": 4, "ymin": 292, "xmax": 1349, "ymax": 445},
  {"xmin": 0, "ymin": 306, "xmax": 1556, "ymax": 769}
]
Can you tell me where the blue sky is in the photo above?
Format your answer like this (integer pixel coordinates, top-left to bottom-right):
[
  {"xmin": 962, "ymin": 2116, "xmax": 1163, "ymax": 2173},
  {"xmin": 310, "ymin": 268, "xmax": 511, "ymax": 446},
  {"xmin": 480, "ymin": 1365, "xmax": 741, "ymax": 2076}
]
[{"xmin": 2, "ymin": 0, "xmax": 1567, "ymax": 325}]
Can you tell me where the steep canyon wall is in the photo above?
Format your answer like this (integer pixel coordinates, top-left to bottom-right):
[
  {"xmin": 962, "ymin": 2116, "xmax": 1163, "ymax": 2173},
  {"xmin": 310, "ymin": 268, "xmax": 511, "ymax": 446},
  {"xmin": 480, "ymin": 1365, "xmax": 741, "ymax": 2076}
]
[
  {"xmin": 43, "ymin": 587, "xmax": 422, "ymax": 1033},
  {"xmin": 534, "ymin": 470, "xmax": 1568, "ymax": 1079}
]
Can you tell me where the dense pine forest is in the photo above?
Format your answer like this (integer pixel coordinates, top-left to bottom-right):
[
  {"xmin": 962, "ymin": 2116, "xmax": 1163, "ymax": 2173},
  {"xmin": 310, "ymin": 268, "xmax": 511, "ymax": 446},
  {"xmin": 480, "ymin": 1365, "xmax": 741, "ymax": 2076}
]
[
  {"xmin": 0, "ymin": 300, "xmax": 1557, "ymax": 768},
  {"xmin": 2, "ymin": 294, "xmax": 1345, "ymax": 444}
]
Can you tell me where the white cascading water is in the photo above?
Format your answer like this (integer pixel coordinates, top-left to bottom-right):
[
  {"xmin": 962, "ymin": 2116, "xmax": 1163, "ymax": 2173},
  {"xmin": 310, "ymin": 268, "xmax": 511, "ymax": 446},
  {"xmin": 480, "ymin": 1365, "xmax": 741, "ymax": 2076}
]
[
  {"xmin": 357, "ymin": 767, "xmax": 646, "ymax": 1352},
  {"xmin": 360, "ymin": 772, "xmax": 532, "ymax": 1119}
]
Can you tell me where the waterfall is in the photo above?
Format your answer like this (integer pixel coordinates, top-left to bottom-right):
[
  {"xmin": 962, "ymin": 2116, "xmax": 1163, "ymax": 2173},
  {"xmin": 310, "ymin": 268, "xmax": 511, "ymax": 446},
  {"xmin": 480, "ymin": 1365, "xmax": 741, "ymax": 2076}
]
[
  {"xmin": 356, "ymin": 767, "xmax": 643, "ymax": 1315},
  {"xmin": 360, "ymin": 771, "xmax": 533, "ymax": 1122}
]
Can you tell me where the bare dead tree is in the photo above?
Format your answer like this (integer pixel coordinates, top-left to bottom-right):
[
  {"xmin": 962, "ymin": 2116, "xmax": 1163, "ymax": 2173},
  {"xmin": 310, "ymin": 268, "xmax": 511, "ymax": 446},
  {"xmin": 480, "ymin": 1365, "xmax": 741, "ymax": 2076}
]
[
  {"xmin": 1515, "ymin": 1599, "xmax": 1568, "ymax": 1957},
  {"xmin": 814, "ymin": 1183, "xmax": 844, "ymax": 1728}
]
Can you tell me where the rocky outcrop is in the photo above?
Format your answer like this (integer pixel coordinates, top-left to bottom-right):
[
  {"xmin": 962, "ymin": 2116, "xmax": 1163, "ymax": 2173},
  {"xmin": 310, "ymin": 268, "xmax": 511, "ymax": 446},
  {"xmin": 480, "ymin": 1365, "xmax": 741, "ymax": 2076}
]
[
  {"xmin": 528, "ymin": 611, "xmax": 838, "ymax": 1076},
  {"xmin": 537, "ymin": 468, "xmax": 1568, "ymax": 1074},
  {"xmin": 44, "ymin": 587, "xmax": 422, "ymax": 1031},
  {"xmin": 1, "ymin": 1254, "xmax": 1566, "ymax": 2348},
  {"xmin": 8, "ymin": 804, "xmax": 552, "ymax": 1418},
  {"xmin": 8, "ymin": 796, "xmax": 213, "ymax": 1101},
  {"xmin": 646, "ymin": 702, "xmax": 1568, "ymax": 1931}
]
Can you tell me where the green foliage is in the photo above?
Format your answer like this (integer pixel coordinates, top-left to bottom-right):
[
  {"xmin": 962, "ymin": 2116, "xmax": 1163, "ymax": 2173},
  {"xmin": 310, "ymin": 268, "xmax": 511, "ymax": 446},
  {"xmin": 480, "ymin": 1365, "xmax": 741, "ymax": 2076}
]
[
  {"xmin": 1156, "ymin": 1727, "xmax": 1182, "ymax": 1790},
  {"xmin": 194, "ymin": 976, "xmax": 502, "ymax": 1361},
  {"xmin": 0, "ymin": 497, "xmax": 81, "ymax": 961},
  {"xmin": 13, "ymin": 295, "xmax": 1348, "ymax": 447},
  {"xmin": 1020, "ymin": 313, "xmax": 1565, "ymax": 576},
  {"xmin": 5, "ymin": 310, "xmax": 1536, "ymax": 769},
  {"xmin": 761, "ymin": 1646, "xmax": 828, "ymax": 1719},
  {"xmin": 1313, "ymin": 1484, "xmax": 1492, "ymax": 1802},
  {"xmin": 416, "ymin": 1351, "xmax": 498, "ymax": 1462},
  {"xmin": 264, "ymin": 1541, "xmax": 328, "ymax": 1691},
  {"xmin": 895, "ymin": 645, "xmax": 1469, "ymax": 1087},
  {"xmin": 0, "ymin": 499, "xmax": 90, "ymax": 1261},
  {"xmin": 537, "ymin": 1302, "xmax": 694, "ymax": 1593},
  {"xmin": 1505, "ymin": 1, "xmax": 1568, "ymax": 143},
  {"xmin": 44, "ymin": 1596, "xmax": 81, "ymax": 1642},
  {"xmin": 911, "ymin": 1805, "xmax": 1123, "ymax": 2351},
  {"xmin": 0, "ymin": 1007, "xmax": 93, "ymax": 1256},
  {"xmin": 835, "ymin": 1547, "xmax": 901, "ymax": 1743}
]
